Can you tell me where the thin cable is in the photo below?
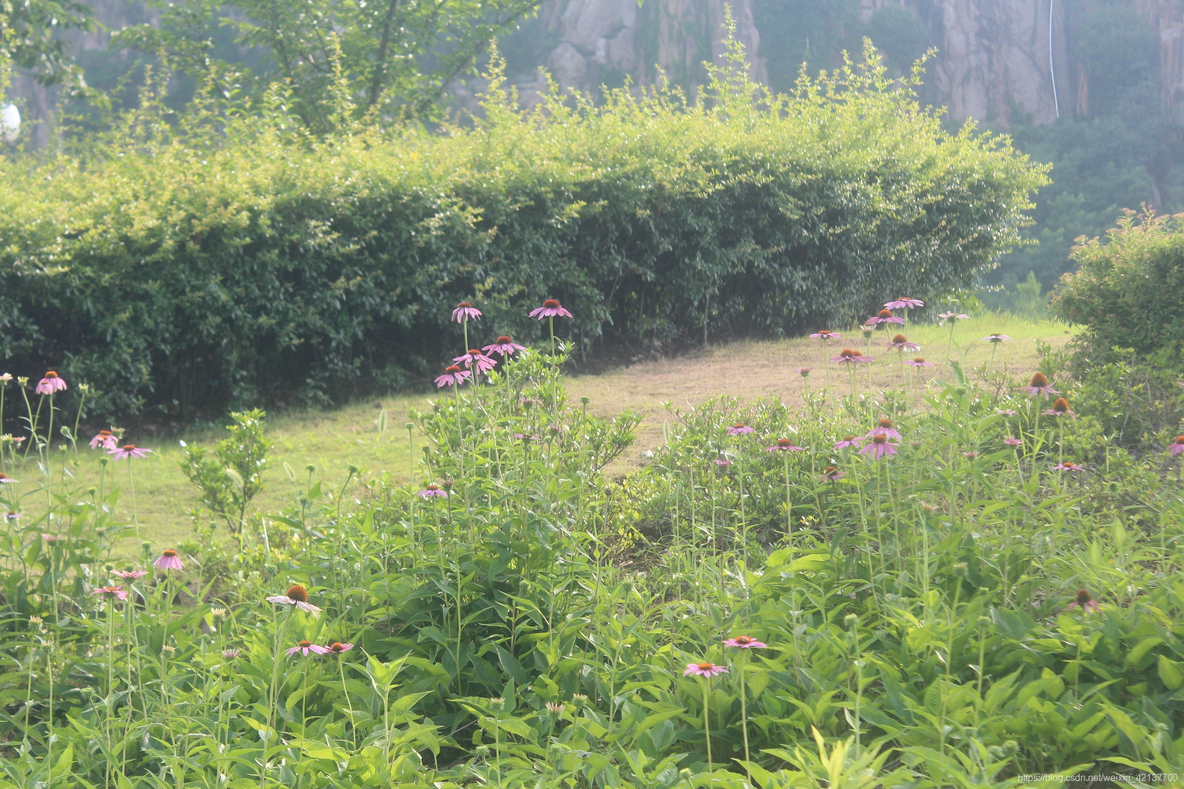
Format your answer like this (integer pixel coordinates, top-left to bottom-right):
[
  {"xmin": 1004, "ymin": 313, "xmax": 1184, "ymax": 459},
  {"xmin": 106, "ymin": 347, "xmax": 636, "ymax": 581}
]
[{"xmin": 1049, "ymin": 0, "xmax": 1060, "ymax": 118}]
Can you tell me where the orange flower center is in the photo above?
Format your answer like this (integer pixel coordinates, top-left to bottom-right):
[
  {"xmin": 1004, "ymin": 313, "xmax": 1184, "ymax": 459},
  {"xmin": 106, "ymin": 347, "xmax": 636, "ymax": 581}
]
[
  {"xmin": 330, "ymin": 642, "xmax": 345, "ymax": 652},
  {"xmin": 839, "ymin": 349, "xmax": 856, "ymax": 357},
  {"xmin": 873, "ymin": 434, "xmax": 888, "ymax": 444},
  {"xmin": 823, "ymin": 466, "xmax": 838, "ymax": 475},
  {"xmin": 775, "ymin": 439, "xmax": 795, "ymax": 448},
  {"xmin": 697, "ymin": 662, "xmax": 715, "ymax": 670},
  {"xmin": 1053, "ymin": 398, "xmax": 1070, "ymax": 413},
  {"xmin": 99, "ymin": 430, "xmax": 111, "ymax": 436},
  {"xmin": 425, "ymin": 484, "xmax": 439, "ymax": 491},
  {"xmin": 161, "ymin": 549, "xmax": 177, "ymax": 558},
  {"xmin": 298, "ymin": 640, "xmax": 312, "ymax": 648},
  {"xmin": 878, "ymin": 419, "xmax": 893, "ymax": 428},
  {"xmin": 286, "ymin": 584, "xmax": 309, "ymax": 603},
  {"xmin": 841, "ymin": 436, "xmax": 855, "ymax": 442},
  {"xmin": 819, "ymin": 330, "xmax": 833, "ymax": 337},
  {"xmin": 732, "ymin": 423, "xmax": 746, "ymax": 429},
  {"xmin": 496, "ymin": 336, "xmax": 512, "ymax": 343},
  {"xmin": 123, "ymin": 444, "xmax": 136, "ymax": 450},
  {"xmin": 1030, "ymin": 372, "xmax": 1048, "ymax": 387},
  {"xmin": 46, "ymin": 371, "xmax": 58, "ymax": 378},
  {"xmin": 1175, "ymin": 436, "xmax": 1184, "ymax": 445},
  {"xmin": 1076, "ymin": 589, "xmax": 1092, "ymax": 605},
  {"xmin": 914, "ymin": 357, "xmax": 925, "ymax": 363},
  {"xmin": 734, "ymin": 636, "xmax": 754, "ymax": 645},
  {"xmin": 444, "ymin": 365, "xmax": 461, "ymax": 373},
  {"xmin": 543, "ymin": 299, "xmax": 560, "ymax": 308},
  {"xmin": 457, "ymin": 302, "xmax": 471, "ymax": 308},
  {"xmin": 0, "ymin": 473, "xmax": 7, "ymax": 480},
  {"xmin": 468, "ymin": 349, "xmax": 482, "ymax": 356},
  {"xmin": 877, "ymin": 310, "xmax": 893, "ymax": 319},
  {"xmin": 891, "ymin": 334, "xmax": 907, "ymax": 344}
]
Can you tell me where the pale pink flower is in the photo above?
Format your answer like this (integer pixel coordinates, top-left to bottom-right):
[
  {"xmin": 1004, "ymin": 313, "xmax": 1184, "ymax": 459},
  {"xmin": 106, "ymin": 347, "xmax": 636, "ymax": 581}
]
[
  {"xmin": 884, "ymin": 297, "xmax": 924, "ymax": 310},
  {"xmin": 833, "ymin": 437, "xmax": 864, "ymax": 451},
  {"xmin": 714, "ymin": 457, "xmax": 732, "ymax": 467},
  {"xmin": 1003, "ymin": 437, "xmax": 1024, "ymax": 447},
  {"xmin": 907, "ymin": 357, "xmax": 934, "ymax": 368},
  {"xmin": 1052, "ymin": 461, "xmax": 1085, "ymax": 472},
  {"xmin": 723, "ymin": 636, "xmax": 767, "ymax": 649},
  {"xmin": 864, "ymin": 310, "xmax": 905, "ymax": 327},
  {"xmin": 91, "ymin": 586, "xmax": 128, "ymax": 601},
  {"xmin": 885, "ymin": 334, "xmax": 919, "ymax": 352},
  {"xmin": 35, "ymin": 371, "xmax": 67, "ymax": 395},
  {"xmin": 1170, "ymin": 436, "xmax": 1184, "ymax": 457},
  {"xmin": 112, "ymin": 569, "xmax": 148, "ymax": 581},
  {"xmin": 865, "ymin": 419, "xmax": 902, "ymax": 441},
  {"xmin": 809, "ymin": 330, "xmax": 841, "ymax": 340},
  {"xmin": 41, "ymin": 533, "xmax": 64, "ymax": 543},
  {"xmin": 266, "ymin": 584, "xmax": 322, "ymax": 615},
  {"xmin": 683, "ymin": 662, "xmax": 729, "ymax": 678},
  {"xmin": 995, "ymin": 409, "xmax": 1017, "ymax": 417},
  {"xmin": 529, "ymin": 299, "xmax": 573, "ymax": 319},
  {"xmin": 222, "ymin": 648, "xmax": 242, "ymax": 660},
  {"xmin": 831, "ymin": 349, "xmax": 873, "ymax": 365},
  {"xmin": 324, "ymin": 642, "xmax": 354, "ymax": 655},
  {"xmin": 109, "ymin": 444, "xmax": 151, "ymax": 460},
  {"xmin": 938, "ymin": 311, "xmax": 970, "ymax": 323},
  {"xmin": 766, "ymin": 438, "xmax": 804, "ymax": 452},
  {"xmin": 451, "ymin": 302, "xmax": 482, "ymax": 323},
  {"xmin": 434, "ymin": 365, "xmax": 471, "ymax": 388},
  {"xmin": 1020, "ymin": 372, "xmax": 1059, "ymax": 400},
  {"xmin": 417, "ymin": 484, "xmax": 449, "ymax": 499},
  {"xmin": 483, "ymin": 336, "xmax": 526, "ymax": 357},
  {"xmin": 1066, "ymin": 588, "xmax": 1099, "ymax": 614},
  {"xmin": 982, "ymin": 333, "xmax": 1011, "ymax": 343},
  {"xmin": 820, "ymin": 466, "xmax": 845, "ymax": 481},
  {"xmin": 726, "ymin": 423, "xmax": 755, "ymax": 436},
  {"xmin": 153, "ymin": 549, "xmax": 184, "ymax": 572},
  {"xmin": 89, "ymin": 431, "xmax": 118, "ymax": 450},
  {"xmin": 859, "ymin": 434, "xmax": 898, "ymax": 460},
  {"xmin": 453, "ymin": 349, "xmax": 497, "ymax": 373},
  {"xmin": 797, "ymin": 367, "xmax": 812, "ymax": 377},
  {"xmin": 287, "ymin": 640, "xmax": 329, "ymax": 657},
  {"xmin": 0, "ymin": 472, "xmax": 16, "ymax": 484},
  {"xmin": 1042, "ymin": 398, "xmax": 1075, "ymax": 419}
]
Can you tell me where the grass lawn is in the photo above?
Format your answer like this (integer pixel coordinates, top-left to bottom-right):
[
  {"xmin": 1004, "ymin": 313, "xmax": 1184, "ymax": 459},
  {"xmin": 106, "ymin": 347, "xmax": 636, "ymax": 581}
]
[{"xmin": 13, "ymin": 314, "xmax": 1072, "ymax": 550}]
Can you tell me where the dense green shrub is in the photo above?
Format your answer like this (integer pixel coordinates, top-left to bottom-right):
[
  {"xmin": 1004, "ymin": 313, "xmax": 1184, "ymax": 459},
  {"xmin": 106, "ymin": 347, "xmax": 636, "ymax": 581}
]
[{"xmin": 0, "ymin": 43, "xmax": 1045, "ymax": 419}]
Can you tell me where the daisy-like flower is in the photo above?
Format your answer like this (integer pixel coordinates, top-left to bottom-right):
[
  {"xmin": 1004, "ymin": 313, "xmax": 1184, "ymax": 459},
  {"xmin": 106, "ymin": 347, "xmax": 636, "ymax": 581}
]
[
  {"xmin": 109, "ymin": 444, "xmax": 151, "ymax": 460},
  {"xmin": 417, "ymin": 484, "xmax": 449, "ymax": 499},
  {"xmin": 833, "ymin": 436, "xmax": 864, "ymax": 450},
  {"xmin": 884, "ymin": 297, "xmax": 924, "ymax": 311},
  {"xmin": 962, "ymin": 451, "xmax": 978, "ymax": 459},
  {"xmin": 545, "ymin": 701, "xmax": 565, "ymax": 714},
  {"xmin": 982, "ymin": 333, "xmax": 1011, "ymax": 343},
  {"xmin": 1043, "ymin": 398, "xmax": 1076, "ymax": 419},
  {"xmin": 434, "ymin": 365, "xmax": 471, "ymax": 388},
  {"xmin": 1020, "ymin": 372, "xmax": 1059, "ymax": 400},
  {"xmin": 726, "ymin": 423, "xmax": 755, "ymax": 436},
  {"xmin": 864, "ymin": 309, "xmax": 905, "ymax": 327},
  {"xmin": 723, "ymin": 635, "xmax": 767, "ymax": 649},
  {"xmin": 683, "ymin": 662, "xmax": 729, "ymax": 678},
  {"xmin": 938, "ymin": 311, "xmax": 970, "ymax": 323},
  {"xmin": 1066, "ymin": 588, "xmax": 1099, "ymax": 613},
  {"xmin": 221, "ymin": 648, "xmax": 242, "ymax": 660},
  {"xmin": 112, "ymin": 569, "xmax": 149, "ymax": 581},
  {"xmin": 1003, "ymin": 437, "xmax": 1024, "ymax": 447},
  {"xmin": 453, "ymin": 349, "xmax": 497, "ymax": 373},
  {"xmin": 859, "ymin": 433, "xmax": 898, "ymax": 460},
  {"xmin": 866, "ymin": 418, "xmax": 902, "ymax": 441},
  {"xmin": 451, "ymin": 302, "xmax": 482, "ymax": 323},
  {"xmin": 529, "ymin": 299, "xmax": 573, "ymax": 319},
  {"xmin": 154, "ymin": 549, "xmax": 184, "ymax": 572},
  {"xmin": 0, "ymin": 472, "xmax": 16, "ymax": 484},
  {"xmin": 89, "ymin": 430, "xmax": 118, "ymax": 450},
  {"xmin": 35, "ymin": 371, "xmax": 67, "ymax": 395},
  {"xmin": 831, "ymin": 348, "xmax": 873, "ymax": 365},
  {"xmin": 91, "ymin": 586, "xmax": 128, "ymax": 601},
  {"xmin": 809, "ymin": 330, "xmax": 841, "ymax": 340},
  {"xmin": 324, "ymin": 641, "xmax": 353, "ymax": 655},
  {"xmin": 287, "ymin": 640, "xmax": 329, "ymax": 657},
  {"xmin": 1052, "ymin": 461, "xmax": 1085, "ymax": 472},
  {"xmin": 714, "ymin": 457, "xmax": 733, "ymax": 467},
  {"xmin": 0, "ymin": 374, "xmax": 9, "ymax": 384},
  {"xmin": 1169, "ymin": 436, "xmax": 1184, "ymax": 456},
  {"xmin": 797, "ymin": 367, "xmax": 812, "ymax": 377},
  {"xmin": 907, "ymin": 357, "xmax": 934, "ymax": 368},
  {"xmin": 995, "ymin": 408, "xmax": 1017, "ymax": 417},
  {"xmin": 266, "ymin": 584, "xmax": 322, "ymax": 616},
  {"xmin": 885, "ymin": 334, "xmax": 919, "ymax": 351},
  {"xmin": 483, "ymin": 336, "xmax": 526, "ymax": 357},
  {"xmin": 766, "ymin": 438, "xmax": 804, "ymax": 452},
  {"xmin": 820, "ymin": 465, "xmax": 845, "ymax": 481},
  {"xmin": 41, "ymin": 533, "xmax": 64, "ymax": 543},
  {"xmin": 4, "ymin": 511, "xmax": 20, "ymax": 522},
  {"xmin": 511, "ymin": 433, "xmax": 541, "ymax": 442}
]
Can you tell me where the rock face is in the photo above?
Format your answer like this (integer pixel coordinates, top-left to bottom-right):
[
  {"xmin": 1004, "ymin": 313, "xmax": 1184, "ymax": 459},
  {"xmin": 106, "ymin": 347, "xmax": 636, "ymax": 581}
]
[{"xmin": 1134, "ymin": 0, "xmax": 1184, "ymax": 125}]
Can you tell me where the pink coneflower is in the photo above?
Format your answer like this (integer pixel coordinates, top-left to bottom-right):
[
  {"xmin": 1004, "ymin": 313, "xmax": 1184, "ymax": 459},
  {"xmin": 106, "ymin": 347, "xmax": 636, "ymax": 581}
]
[
  {"xmin": 714, "ymin": 457, "xmax": 733, "ymax": 467},
  {"xmin": 91, "ymin": 586, "xmax": 128, "ymax": 601},
  {"xmin": 35, "ymin": 371, "xmax": 67, "ymax": 395},
  {"xmin": 1066, "ymin": 588, "xmax": 1099, "ymax": 613},
  {"xmin": 4, "ymin": 511, "xmax": 20, "ymax": 522},
  {"xmin": 1003, "ymin": 437, "xmax": 1024, "ymax": 447},
  {"xmin": 221, "ymin": 648, "xmax": 242, "ymax": 660},
  {"xmin": 864, "ymin": 309, "xmax": 904, "ymax": 327},
  {"xmin": 154, "ymin": 549, "xmax": 184, "ymax": 572},
  {"xmin": 962, "ymin": 451, "xmax": 978, "ymax": 459},
  {"xmin": 483, "ymin": 336, "xmax": 526, "ymax": 357},
  {"xmin": 287, "ymin": 640, "xmax": 329, "ymax": 657},
  {"xmin": 885, "ymin": 334, "xmax": 919, "ymax": 352},
  {"xmin": 112, "ymin": 569, "xmax": 149, "ymax": 581},
  {"xmin": 511, "ymin": 433, "xmax": 540, "ymax": 442},
  {"xmin": 833, "ymin": 436, "xmax": 864, "ymax": 450},
  {"xmin": 0, "ymin": 473, "xmax": 16, "ymax": 484},
  {"xmin": 451, "ymin": 302, "xmax": 482, "ymax": 323},
  {"xmin": 727, "ymin": 423, "xmax": 755, "ymax": 436},
  {"xmin": 938, "ymin": 311, "xmax": 970, "ymax": 323},
  {"xmin": 1020, "ymin": 372, "xmax": 1059, "ymax": 400},
  {"xmin": 723, "ymin": 635, "xmax": 767, "ymax": 649},
  {"xmin": 820, "ymin": 465, "xmax": 845, "ymax": 482},
  {"xmin": 859, "ymin": 433, "xmax": 898, "ymax": 460},
  {"xmin": 109, "ymin": 444, "xmax": 151, "ymax": 460},
  {"xmin": 766, "ymin": 438, "xmax": 804, "ymax": 452},
  {"xmin": 907, "ymin": 357, "xmax": 934, "ymax": 368},
  {"xmin": 683, "ymin": 662, "xmax": 729, "ymax": 678},
  {"xmin": 324, "ymin": 641, "xmax": 354, "ymax": 655},
  {"xmin": 434, "ymin": 365, "xmax": 471, "ymax": 388},
  {"xmin": 266, "ymin": 584, "xmax": 323, "ymax": 615},
  {"xmin": 995, "ymin": 408, "xmax": 1017, "ymax": 416},
  {"xmin": 1168, "ymin": 436, "xmax": 1184, "ymax": 456},
  {"xmin": 89, "ymin": 430, "xmax": 117, "ymax": 450},
  {"xmin": 41, "ymin": 533, "xmax": 64, "ymax": 543},
  {"xmin": 884, "ymin": 297, "xmax": 924, "ymax": 311},
  {"xmin": 453, "ymin": 349, "xmax": 497, "ymax": 373},
  {"xmin": 982, "ymin": 333, "xmax": 1011, "ymax": 343},
  {"xmin": 866, "ymin": 418, "xmax": 902, "ymax": 441},
  {"xmin": 810, "ymin": 330, "xmax": 841, "ymax": 340},
  {"xmin": 797, "ymin": 367, "xmax": 812, "ymax": 377},
  {"xmin": 831, "ymin": 348, "xmax": 873, "ymax": 365},
  {"xmin": 417, "ymin": 483, "xmax": 449, "ymax": 499},
  {"xmin": 1043, "ymin": 398, "xmax": 1075, "ymax": 419},
  {"xmin": 1052, "ymin": 461, "xmax": 1085, "ymax": 472},
  {"xmin": 529, "ymin": 299, "xmax": 573, "ymax": 319}
]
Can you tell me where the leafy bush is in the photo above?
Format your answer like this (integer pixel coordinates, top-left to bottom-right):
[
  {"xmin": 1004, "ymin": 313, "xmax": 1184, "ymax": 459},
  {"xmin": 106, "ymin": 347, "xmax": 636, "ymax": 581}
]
[{"xmin": 0, "ymin": 40, "xmax": 1045, "ymax": 419}]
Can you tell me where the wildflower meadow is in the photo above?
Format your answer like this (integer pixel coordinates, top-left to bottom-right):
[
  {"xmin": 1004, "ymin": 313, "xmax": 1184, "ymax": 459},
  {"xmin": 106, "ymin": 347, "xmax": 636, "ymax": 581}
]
[{"xmin": 3, "ymin": 288, "xmax": 1184, "ymax": 789}]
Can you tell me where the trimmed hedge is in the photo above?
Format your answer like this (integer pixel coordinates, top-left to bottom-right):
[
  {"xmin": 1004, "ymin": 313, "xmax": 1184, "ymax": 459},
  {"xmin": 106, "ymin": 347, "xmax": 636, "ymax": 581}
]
[{"xmin": 0, "ymin": 53, "xmax": 1046, "ymax": 417}]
